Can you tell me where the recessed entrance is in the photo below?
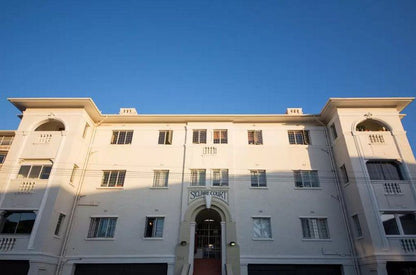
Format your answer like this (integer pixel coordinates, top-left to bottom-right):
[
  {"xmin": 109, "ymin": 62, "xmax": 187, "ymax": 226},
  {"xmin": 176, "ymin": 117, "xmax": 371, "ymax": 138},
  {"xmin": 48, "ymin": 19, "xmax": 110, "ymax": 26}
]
[{"xmin": 194, "ymin": 209, "xmax": 222, "ymax": 275}]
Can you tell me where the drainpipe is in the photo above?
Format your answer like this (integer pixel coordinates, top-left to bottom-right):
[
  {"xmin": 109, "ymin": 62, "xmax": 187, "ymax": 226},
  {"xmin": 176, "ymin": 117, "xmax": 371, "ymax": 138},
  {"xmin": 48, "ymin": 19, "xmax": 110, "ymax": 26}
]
[
  {"xmin": 178, "ymin": 123, "xmax": 188, "ymax": 238},
  {"xmin": 315, "ymin": 118, "xmax": 361, "ymax": 275},
  {"xmin": 56, "ymin": 116, "xmax": 107, "ymax": 275}
]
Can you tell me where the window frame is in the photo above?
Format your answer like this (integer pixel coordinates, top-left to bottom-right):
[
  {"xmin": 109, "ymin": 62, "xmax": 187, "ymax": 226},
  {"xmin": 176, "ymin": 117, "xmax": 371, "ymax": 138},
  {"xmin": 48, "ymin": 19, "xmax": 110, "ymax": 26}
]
[
  {"xmin": 87, "ymin": 217, "xmax": 117, "ymax": 239},
  {"xmin": 352, "ymin": 214, "xmax": 363, "ymax": 238},
  {"xmin": 381, "ymin": 212, "xmax": 416, "ymax": 236},
  {"xmin": 153, "ymin": 170, "xmax": 169, "ymax": 188},
  {"xmin": 111, "ymin": 130, "xmax": 134, "ymax": 145},
  {"xmin": 158, "ymin": 130, "xmax": 173, "ymax": 145},
  {"xmin": 144, "ymin": 216, "xmax": 165, "ymax": 238},
  {"xmin": 250, "ymin": 170, "xmax": 267, "ymax": 188},
  {"xmin": 252, "ymin": 217, "xmax": 272, "ymax": 240},
  {"xmin": 192, "ymin": 129, "xmax": 207, "ymax": 144},
  {"xmin": 213, "ymin": 129, "xmax": 228, "ymax": 144},
  {"xmin": 300, "ymin": 217, "xmax": 330, "ymax": 240},
  {"xmin": 288, "ymin": 130, "xmax": 311, "ymax": 145},
  {"xmin": 366, "ymin": 160, "xmax": 404, "ymax": 181},
  {"xmin": 330, "ymin": 124, "xmax": 338, "ymax": 140},
  {"xmin": 101, "ymin": 170, "xmax": 126, "ymax": 188},
  {"xmin": 190, "ymin": 169, "xmax": 206, "ymax": 186},
  {"xmin": 248, "ymin": 130, "xmax": 263, "ymax": 145},
  {"xmin": 0, "ymin": 211, "xmax": 36, "ymax": 234},
  {"xmin": 54, "ymin": 213, "xmax": 66, "ymax": 236},
  {"xmin": 340, "ymin": 164, "xmax": 349, "ymax": 184},
  {"xmin": 212, "ymin": 169, "xmax": 229, "ymax": 186},
  {"xmin": 293, "ymin": 170, "xmax": 320, "ymax": 188},
  {"xmin": 0, "ymin": 152, "xmax": 6, "ymax": 164},
  {"xmin": 17, "ymin": 164, "xmax": 52, "ymax": 180}
]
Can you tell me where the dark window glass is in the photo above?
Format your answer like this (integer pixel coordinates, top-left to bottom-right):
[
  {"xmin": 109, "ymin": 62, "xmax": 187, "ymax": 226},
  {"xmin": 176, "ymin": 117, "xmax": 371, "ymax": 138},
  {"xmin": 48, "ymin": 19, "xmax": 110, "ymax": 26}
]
[
  {"xmin": 367, "ymin": 161, "xmax": 403, "ymax": 180},
  {"xmin": 381, "ymin": 214, "xmax": 400, "ymax": 235},
  {"xmin": 1, "ymin": 211, "xmax": 36, "ymax": 234},
  {"xmin": 399, "ymin": 214, "xmax": 416, "ymax": 235},
  {"xmin": 40, "ymin": 166, "xmax": 52, "ymax": 179}
]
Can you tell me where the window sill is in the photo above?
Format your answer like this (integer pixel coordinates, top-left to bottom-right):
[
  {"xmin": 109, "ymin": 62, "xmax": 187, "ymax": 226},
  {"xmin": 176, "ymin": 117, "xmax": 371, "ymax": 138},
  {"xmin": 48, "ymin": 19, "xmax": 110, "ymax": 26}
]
[
  {"xmin": 384, "ymin": 193, "xmax": 404, "ymax": 196},
  {"xmin": 252, "ymin": 238, "xmax": 273, "ymax": 241},
  {"xmin": 96, "ymin": 187, "xmax": 124, "ymax": 190},
  {"xmin": 188, "ymin": 186, "xmax": 207, "ymax": 189},
  {"xmin": 143, "ymin": 237, "xmax": 164, "ymax": 240},
  {"xmin": 85, "ymin": 238, "xmax": 115, "ymax": 241},
  {"xmin": 385, "ymin": 235, "xmax": 416, "ymax": 238},
  {"xmin": 302, "ymin": 238, "xmax": 332, "ymax": 242},
  {"xmin": 150, "ymin": 187, "xmax": 169, "ymax": 190},
  {"xmin": 249, "ymin": 187, "xmax": 268, "ymax": 189},
  {"xmin": 294, "ymin": 187, "xmax": 322, "ymax": 190},
  {"xmin": 211, "ymin": 186, "xmax": 230, "ymax": 189}
]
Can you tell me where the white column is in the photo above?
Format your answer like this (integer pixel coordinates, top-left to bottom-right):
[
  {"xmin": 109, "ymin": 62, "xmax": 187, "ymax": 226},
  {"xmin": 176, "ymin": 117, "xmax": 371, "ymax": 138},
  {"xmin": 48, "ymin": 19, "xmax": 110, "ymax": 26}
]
[
  {"xmin": 221, "ymin": 221, "xmax": 226, "ymax": 275},
  {"xmin": 189, "ymin": 222, "xmax": 196, "ymax": 275}
]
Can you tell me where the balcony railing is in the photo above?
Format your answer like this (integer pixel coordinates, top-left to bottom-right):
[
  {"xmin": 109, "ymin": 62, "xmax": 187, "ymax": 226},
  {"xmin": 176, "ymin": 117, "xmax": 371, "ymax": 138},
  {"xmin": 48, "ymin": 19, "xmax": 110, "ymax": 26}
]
[
  {"xmin": 369, "ymin": 134, "xmax": 385, "ymax": 144},
  {"xmin": 400, "ymin": 238, "xmax": 416, "ymax": 253},
  {"xmin": 0, "ymin": 238, "xmax": 16, "ymax": 251},
  {"xmin": 384, "ymin": 182, "xmax": 402, "ymax": 194},
  {"xmin": 203, "ymin": 147, "xmax": 217, "ymax": 155}
]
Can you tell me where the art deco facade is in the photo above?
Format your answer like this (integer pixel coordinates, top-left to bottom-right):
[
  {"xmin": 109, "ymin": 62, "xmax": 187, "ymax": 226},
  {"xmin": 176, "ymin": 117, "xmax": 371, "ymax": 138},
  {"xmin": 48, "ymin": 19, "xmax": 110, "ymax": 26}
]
[{"xmin": 0, "ymin": 97, "xmax": 415, "ymax": 275}]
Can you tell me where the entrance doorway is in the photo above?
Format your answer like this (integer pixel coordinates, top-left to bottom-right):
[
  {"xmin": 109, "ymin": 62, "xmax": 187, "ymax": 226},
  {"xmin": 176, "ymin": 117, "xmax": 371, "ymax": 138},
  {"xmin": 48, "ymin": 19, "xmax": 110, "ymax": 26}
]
[{"xmin": 194, "ymin": 209, "xmax": 221, "ymax": 275}]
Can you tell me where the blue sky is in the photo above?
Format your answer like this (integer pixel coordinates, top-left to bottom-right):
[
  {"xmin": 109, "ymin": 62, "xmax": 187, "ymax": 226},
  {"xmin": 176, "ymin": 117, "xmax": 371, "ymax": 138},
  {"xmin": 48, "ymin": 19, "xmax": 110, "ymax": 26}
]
[{"xmin": 0, "ymin": 0, "xmax": 415, "ymax": 150}]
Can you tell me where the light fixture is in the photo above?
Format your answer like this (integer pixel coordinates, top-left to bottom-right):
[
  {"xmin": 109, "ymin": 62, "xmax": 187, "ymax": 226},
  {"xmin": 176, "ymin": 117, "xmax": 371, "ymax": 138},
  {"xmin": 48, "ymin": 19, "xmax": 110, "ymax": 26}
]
[
  {"xmin": 180, "ymin": 241, "xmax": 187, "ymax": 246},
  {"xmin": 229, "ymin": 241, "xmax": 236, "ymax": 247}
]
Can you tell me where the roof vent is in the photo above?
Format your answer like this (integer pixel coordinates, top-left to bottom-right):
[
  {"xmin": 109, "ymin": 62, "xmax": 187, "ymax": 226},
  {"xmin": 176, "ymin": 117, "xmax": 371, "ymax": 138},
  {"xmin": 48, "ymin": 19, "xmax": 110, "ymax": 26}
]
[
  {"xmin": 119, "ymin": 108, "xmax": 138, "ymax": 115},
  {"xmin": 286, "ymin": 108, "xmax": 303, "ymax": 115}
]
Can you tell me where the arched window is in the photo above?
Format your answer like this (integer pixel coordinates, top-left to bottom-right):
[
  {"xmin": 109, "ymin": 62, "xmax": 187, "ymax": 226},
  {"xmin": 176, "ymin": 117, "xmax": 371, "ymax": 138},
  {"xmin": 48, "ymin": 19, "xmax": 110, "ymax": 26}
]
[
  {"xmin": 35, "ymin": 120, "xmax": 65, "ymax": 131},
  {"xmin": 356, "ymin": 119, "xmax": 389, "ymax": 132}
]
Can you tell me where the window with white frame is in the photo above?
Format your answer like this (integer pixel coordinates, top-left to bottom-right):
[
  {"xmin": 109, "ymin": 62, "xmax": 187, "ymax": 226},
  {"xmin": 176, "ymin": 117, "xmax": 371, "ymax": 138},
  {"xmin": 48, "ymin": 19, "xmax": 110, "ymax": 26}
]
[
  {"xmin": 250, "ymin": 170, "xmax": 267, "ymax": 187},
  {"xmin": 252, "ymin": 217, "xmax": 272, "ymax": 239},
  {"xmin": 87, "ymin": 217, "xmax": 117, "ymax": 238},
  {"xmin": 366, "ymin": 160, "xmax": 404, "ymax": 180},
  {"xmin": 158, "ymin": 130, "xmax": 172, "ymax": 145},
  {"xmin": 381, "ymin": 213, "xmax": 416, "ymax": 236},
  {"xmin": 294, "ymin": 170, "xmax": 319, "ymax": 188},
  {"xmin": 111, "ymin": 130, "xmax": 133, "ymax": 144},
  {"xmin": 153, "ymin": 170, "xmax": 169, "ymax": 187},
  {"xmin": 54, "ymin": 213, "xmax": 66, "ymax": 236},
  {"xmin": 213, "ymin": 129, "xmax": 228, "ymax": 144},
  {"xmin": 248, "ymin": 130, "xmax": 263, "ymax": 145},
  {"xmin": 212, "ymin": 169, "xmax": 228, "ymax": 186},
  {"xmin": 301, "ymin": 218, "xmax": 330, "ymax": 239},
  {"xmin": 288, "ymin": 130, "xmax": 310, "ymax": 145},
  {"xmin": 17, "ymin": 164, "xmax": 52, "ymax": 179},
  {"xmin": 101, "ymin": 170, "xmax": 126, "ymax": 187},
  {"xmin": 0, "ymin": 211, "xmax": 36, "ymax": 234},
  {"xmin": 191, "ymin": 169, "xmax": 206, "ymax": 186},
  {"xmin": 192, "ymin": 130, "xmax": 207, "ymax": 144},
  {"xmin": 144, "ymin": 217, "xmax": 164, "ymax": 238},
  {"xmin": 340, "ymin": 164, "xmax": 349, "ymax": 184},
  {"xmin": 352, "ymin": 214, "xmax": 363, "ymax": 237}
]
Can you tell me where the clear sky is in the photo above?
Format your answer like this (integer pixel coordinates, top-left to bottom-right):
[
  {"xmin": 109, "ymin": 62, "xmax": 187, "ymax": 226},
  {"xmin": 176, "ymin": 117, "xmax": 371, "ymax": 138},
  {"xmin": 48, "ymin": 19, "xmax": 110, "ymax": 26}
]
[{"xmin": 0, "ymin": 0, "xmax": 415, "ymax": 150}]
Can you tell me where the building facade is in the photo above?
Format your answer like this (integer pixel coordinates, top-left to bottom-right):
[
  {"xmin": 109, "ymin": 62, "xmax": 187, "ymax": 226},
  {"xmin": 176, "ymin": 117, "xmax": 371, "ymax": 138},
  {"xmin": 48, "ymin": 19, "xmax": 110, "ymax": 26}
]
[{"xmin": 0, "ymin": 97, "xmax": 415, "ymax": 275}]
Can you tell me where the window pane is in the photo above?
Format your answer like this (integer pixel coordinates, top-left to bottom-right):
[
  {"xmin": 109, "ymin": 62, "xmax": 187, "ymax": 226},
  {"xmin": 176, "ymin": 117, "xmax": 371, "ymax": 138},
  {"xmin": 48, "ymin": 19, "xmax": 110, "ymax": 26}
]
[
  {"xmin": 111, "ymin": 131, "xmax": 118, "ymax": 144},
  {"xmin": 88, "ymin": 218, "xmax": 99, "ymax": 238},
  {"xmin": 259, "ymin": 171, "xmax": 266, "ymax": 187},
  {"xmin": 102, "ymin": 171, "xmax": 110, "ymax": 187},
  {"xmin": 158, "ymin": 131, "xmax": 166, "ymax": 144},
  {"xmin": 200, "ymin": 130, "xmax": 206, "ymax": 144},
  {"xmin": 301, "ymin": 219, "xmax": 311, "ymax": 238},
  {"xmin": 248, "ymin": 131, "xmax": 254, "ymax": 144},
  {"xmin": 117, "ymin": 131, "xmax": 126, "ymax": 144},
  {"xmin": 222, "ymin": 170, "xmax": 229, "ymax": 186},
  {"xmin": 251, "ymin": 171, "xmax": 258, "ymax": 187},
  {"xmin": 381, "ymin": 214, "xmax": 400, "ymax": 235},
  {"xmin": 381, "ymin": 162, "xmax": 402, "ymax": 180},
  {"xmin": 352, "ymin": 215, "xmax": 363, "ymax": 237},
  {"xmin": 213, "ymin": 131, "xmax": 220, "ymax": 144},
  {"xmin": 255, "ymin": 131, "xmax": 263, "ymax": 144},
  {"xmin": 28, "ymin": 166, "xmax": 42, "ymax": 178},
  {"xmin": 295, "ymin": 132, "xmax": 304, "ymax": 144},
  {"xmin": 302, "ymin": 171, "xmax": 311, "ymax": 187},
  {"xmin": 154, "ymin": 218, "xmax": 164, "ymax": 237},
  {"xmin": 18, "ymin": 165, "xmax": 31, "ymax": 178},
  {"xmin": 253, "ymin": 218, "xmax": 271, "ymax": 238},
  {"xmin": 117, "ymin": 171, "xmax": 126, "ymax": 187},
  {"xmin": 212, "ymin": 170, "xmax": 220, "ymax": 186},
  {"xmin": 97, "ymin": 218, "xmax": 109, "ymax": 237},
  {"xmin": 311, "ymin": 171, "xmax": 319, "ymax": 187},
  {"xmin": 145, "ymin": 217, "xmax": 155, "ymax": 237},
  {"xmin": 107, "ymin": 218, "xmax": 117, "ymax": 237},
  {"xmin": 288, "ymin": 131, "xmax": 295, "ymax": 144},
  {"xmin": 399, "ymin": 214, "xmax": 416, "ymax": 235},
  {"xmin": 199, "ymin": 170, "xmax": 206, "ymax": 186},
  {"xmin": 294, "ymin": 171, "xmax": 302, "ymax": 187},
  {"xmin": 108, "ymin": 172, "xmax": 117, "ymax": 187},
  {"xmin": 125, "ymin": 131, "xmax": 133, "ymax": 144},
  {"xmin": 40, "ymin": 166, "xmax": 52, "ymax": 179},
  {"xmin": 192, "ymin": 131, "xmax": 199, "ymax": 143},
  {"xmin": 367, "ymin": 162, "xmax": 384, "ymax": 180},
  {"xmin": 317, "ymin": 219, "xmax": 329, "ymax": 239}
]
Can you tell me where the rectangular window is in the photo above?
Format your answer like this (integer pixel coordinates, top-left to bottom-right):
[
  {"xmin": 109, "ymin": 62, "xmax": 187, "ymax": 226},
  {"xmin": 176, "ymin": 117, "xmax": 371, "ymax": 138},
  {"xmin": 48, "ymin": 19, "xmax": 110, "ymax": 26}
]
[
  {"xmin": 0, "ymin": 153, "xmax": 6, "ymax": 164},
  {"xmin": 340, "ymin": 165, "xmax": 349, "ymax": 184},
  {"xmin": 288, "ymin": 130, "xmax": 310, "ymax": 145},
  {"xmin": 153, "ymin": 170, "xmax": 169, "ymax": 187},
  {"xmin": 17, "ymin": 164, "xmax": 52, "ymax": 179},
  {"xmin": 252, "ymin": 217, "xmax": 272, "ymax": 239},
  {"xmin": 0, "ymin": 136, "xmax": 13, "ymax": 145},
  {"xmin": 248, "ymin": 130, "xmax": 263, "ymax": 145},
  {"xmin": 366, "ymin": 161, "xmax": 404, "ymax": 180},
  {"xmin": 101, "ymin": 170, "xmax": 126, "ymax": 187},
  {"xmin": 0, "ymin": 211, "xmax": 36, "ymax": 234},
  {"xmin": 158, "ymin": 130, "xmax": 173, "ymax": 145},
  {"xmin": 213, "ymin": 129, "xmax": 228, "ymax": 144},
  {"xmin": 301, "ymin": 218, "xmax": 330, "ymax": 239},
  {"xmin": 212, "ymin": 169, "xmax": 229, "ymax": 186},
  {"xmin": 191, "ymin": 169, "xmax": 206, "ymax": 186},
  {"xmin": 82, "ymin": 123, "xmax": 90, "ymax": 138},
  {"xmin": 87, "ymin": 217, "xmax": 117, "ymax": 238},
  {"xmin": 352, "ymin": 215, "xmax": 363, "ymax": 237},
  {"xmin": 54, "ymin": 213, "xmax": 66, "ymax": 236},
  {"xmin": 250, "ymin": 170, "xmax": 267, "ymax": 187},
  {"xmin": 294, "ymin": 170, "xmax": 319, "ymax": 188},
  {"xmin": 144, "ymin": 217, "xmax": 164, "ymax": 238},
  {"xmin": 192, "ymin": 130, "xmax": 207, "ymax": 144},
  {"xmin": 111, "ymin": 130, "xmax": 133, "ymax": 144},
  {"xmin": 330, "ymin": 124, "xmax": 338, "ymax": 139},
  {"xmin": 70, "ymin": 164, "xmax": 78, "ymax": 184},
  {"xmin": 381, "ymin": 213, "xmax": 416, "ymax": 235}
]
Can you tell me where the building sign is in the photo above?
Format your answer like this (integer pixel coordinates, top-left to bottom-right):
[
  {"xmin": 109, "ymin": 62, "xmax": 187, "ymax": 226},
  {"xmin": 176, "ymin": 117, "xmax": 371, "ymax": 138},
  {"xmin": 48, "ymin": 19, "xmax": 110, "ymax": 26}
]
[{"xmin": 188, "ymin": 189, "xmax": 228, "ymax": 204}]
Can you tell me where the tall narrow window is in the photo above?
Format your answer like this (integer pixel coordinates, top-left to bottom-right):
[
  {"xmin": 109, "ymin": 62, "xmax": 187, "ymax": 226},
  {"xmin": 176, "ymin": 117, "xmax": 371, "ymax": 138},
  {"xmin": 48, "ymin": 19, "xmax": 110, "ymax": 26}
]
[
  {"xmin": 248, "ymin": 130, "xmax": 263, "ymax": 145},
  {"xmin": 250, "ymin": 170, "xmax": 267, "ymax": 187},
  {"xmin": 288, "ymin": 130, "xmax": 310, "ymax": 145},
  {"xmin": 145, "ymin": 217, "xmax": 164, "ymax": 238},
  {"xmin": 153, "ymin": 170, "xmax": 169, "ymax": 187},
  {"xmin": 111, "ymin": 130, "xmax": 133, "ymax": 144},
  {"xmin": 330, "ymin": 124, "xmax": 338, "ymax": 139},
  {"xmin": 340, "ymin": 165, "xmax": 349, "ymax": 184},
  {"xmin": 301, "ymin": 218, "xmax": 330, "ymax": 239},
  {"xmin": 212, "ymin": 169, "xmax": 229, "ymax": 186},
  {"xmin": 293, "ymin": 170, "xmax": 319, "ymax": 188},
  {"xmin": 191, "ymin": 169, "xmax": 206, "ymax": 186},
  {"xmin": 352, "ymin": 215, "xmax": 363, "ymax": 237},
  {"xmin": 192, "ymin": 130, "xmax": 207, "ymax": 144},
  {"xmin": 82, "ymin": 123, "xmax": 90, "ymax": 138},
  {"xmin": 252, "ymin": 217, "xmax": 272, "ymax": 239},
  {"xmin": 158, "ymin": 130, "xmax": 172, "ymax": 145},
  {"xmin": 101, "ymin": 170, "xmax": 126, "ymax": 187},
  {"xmin": 0, "ymin": 152, "xmax": 7, "ymax": 164},
  {"xmin": 70, "ymin": 164, "xmax": 78, "ymax": 184},
  {"xmin": 213, "ymin": 130, "xmax": 228, "ymax": 144},
  {"xmin": 54, "ymin": 213, "xmax": 66, "ymax": 236},
  {"xmin": 87, "ymin": 217, "xmax": 117, "ymax": 238}
]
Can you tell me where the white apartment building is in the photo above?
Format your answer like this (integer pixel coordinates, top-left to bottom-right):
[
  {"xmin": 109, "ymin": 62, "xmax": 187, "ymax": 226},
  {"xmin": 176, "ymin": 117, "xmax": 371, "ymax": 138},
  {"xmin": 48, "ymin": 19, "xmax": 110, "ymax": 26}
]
[{"xmin": 0, "ymin": 97, "xmax": 415, "ymax": 275}]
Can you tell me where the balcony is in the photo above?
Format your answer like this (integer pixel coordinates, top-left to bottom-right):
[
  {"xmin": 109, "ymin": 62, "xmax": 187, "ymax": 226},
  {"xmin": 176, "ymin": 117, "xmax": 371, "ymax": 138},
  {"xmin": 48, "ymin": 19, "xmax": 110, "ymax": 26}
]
[
  {"xmin": 388, "ymin": 237, "xmax": 416, "ymax": 254},
  {"xmin": 372, "ymin": 180, "xmax": 416, "ymax": 209},
  {"xmin": 21, "ymin": 132, "xmax": 63, "ymax": 159},
  {"xmin": 355, "ymin": 131, "xmax": 401, "ymax": 158},
  {"xmin": 1, "ymin": 179, "xmax": 48, "ymax": 209},
  {"xmin": 0, "ymin": 235, "xmax": 30, "ymax": 252}
]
